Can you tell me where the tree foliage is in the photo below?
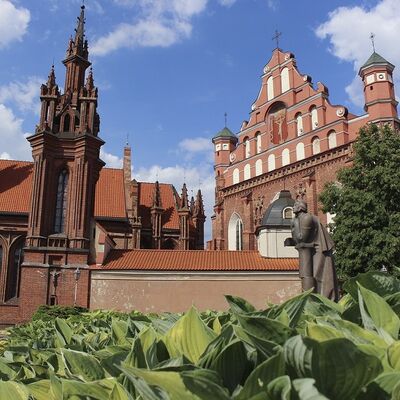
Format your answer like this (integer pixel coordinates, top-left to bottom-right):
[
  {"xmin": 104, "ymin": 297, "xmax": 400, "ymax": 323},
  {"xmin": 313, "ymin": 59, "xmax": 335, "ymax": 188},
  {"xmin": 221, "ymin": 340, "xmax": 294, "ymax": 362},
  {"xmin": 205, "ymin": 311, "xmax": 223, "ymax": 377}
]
[{"xmin": 319, "ymin": 124, "xmax": 400, "ymax": 279}]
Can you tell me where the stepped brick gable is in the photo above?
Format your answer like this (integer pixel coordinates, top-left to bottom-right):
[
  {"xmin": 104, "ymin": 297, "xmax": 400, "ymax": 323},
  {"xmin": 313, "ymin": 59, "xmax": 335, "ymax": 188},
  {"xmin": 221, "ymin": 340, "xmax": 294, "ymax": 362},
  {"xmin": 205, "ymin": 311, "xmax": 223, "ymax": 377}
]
[{"xmin": 210, "ymin": 48, "xmax": 399, "ymax": 251}]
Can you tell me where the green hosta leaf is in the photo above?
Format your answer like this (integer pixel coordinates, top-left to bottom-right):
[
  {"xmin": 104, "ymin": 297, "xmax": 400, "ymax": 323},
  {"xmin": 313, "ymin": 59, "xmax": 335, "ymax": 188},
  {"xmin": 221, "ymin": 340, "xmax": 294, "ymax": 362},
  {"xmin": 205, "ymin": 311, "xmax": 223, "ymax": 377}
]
[
  {"xmin": 0, "ymin": 381, "xmax": 29, "ymax": 400},
  {"xmin": 112, "ymin": 319, "xmax": 130, "ymax": 345},
  {"xmin": 120, "ymin": 364, "xmax": 199, "ymax": 399},
  {"xmin": 208, "ymin": 339, "xmax": 251, "ymax": 393},
  {"xmin": 388, "ymin": 341, "xmax": 400, "ymax": 370},
  {"xmin": 284, "ymin": 336, "xmax": 382, "ymax": 400},
  {"xmin": 164, "ymin": 307, "xmax": 217, "ymax": 363},
  {"xmin": 61, "ymin": 378, "xmax": 122, "ymax": 399},
  {"xmin": 62, "ymin": 349, "xmax": 105, "ymax": 381},
  {"xmin": 181, "ymin": 369, "xmax": 231, "ymax": 400},
  {"xmin": 265, "ymin": 375, "xmax": 292, "ymax": 400},
  {"xmin": 292, "ymin": 378, "xmax": 329, "ymax": 400},
  {"xmin": 235, "ymin": 314, "xmax": 294, "ymax": 345},
  {"xmin": 344, "ymin": 271, "xmax": 400, "ymax": 300},
  {"xmin": 358, "ymin": 284, "xmax": 400, "ymax": 340},
  {"xmin": 55, "ymin": 318, "xmax": 73, "ymax": 346},
  {"xmin": 358, "ymin": 372, "xmax": 400, "ymax": 399},
  {"xmin": 235, "ymin": 350, "xmax": 285, "ymax": 400},
  {"xmin": 28, "ymin": 380, "xmax": 53, "ymax": 400},
  {"xmin": 0, "ymin": 359, "xmax": 17, "ymax": 380},
  {"xmin": 225, "ymin": 295, "xmax": 256, "ymax": 313}
]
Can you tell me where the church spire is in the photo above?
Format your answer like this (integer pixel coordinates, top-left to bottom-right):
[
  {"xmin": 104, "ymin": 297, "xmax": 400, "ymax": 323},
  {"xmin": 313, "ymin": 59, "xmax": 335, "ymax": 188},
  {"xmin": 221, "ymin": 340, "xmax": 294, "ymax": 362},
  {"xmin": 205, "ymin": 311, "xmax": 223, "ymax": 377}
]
[
  {"xmin": 75, "ymin": 5, "xmax": 85, "ymax": 47},
  {"xmin": 47, "ymin": 64, "xmax": 56, "ymax": 89},
  {"xmin": 180, "ymin": 183, "xmax": 189, "ymax": 210},
  {"xmin": 194, "ymin": 189, "xmax": 205, "ymax": 217},
  {"xmin": 152, "ymin": 181, "xmax": 162, "ymax": 209}
]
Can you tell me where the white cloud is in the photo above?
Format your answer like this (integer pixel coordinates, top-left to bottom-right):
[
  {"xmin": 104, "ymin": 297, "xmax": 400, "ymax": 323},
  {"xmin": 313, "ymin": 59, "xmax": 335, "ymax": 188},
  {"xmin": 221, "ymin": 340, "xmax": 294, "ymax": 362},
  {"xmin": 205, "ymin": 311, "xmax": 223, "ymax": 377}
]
[
  {"xmin": 0, "ymin": 0, "xmax": 30, "ymax": 49},
  {"xmin": 92, "ymin": 0, "xmax": 209, "ymax": 55},
  {"xmin": 178, "ymin": 137, "xmax": 212, "ymax": 153},
  {"xmin": 0, "ymin": 104, "xmax": 31, "ymax": 160},
  {"xmin": 0, "ymin": 77, "xmax": 43, "ymax": 115},
  {"xmin": 218, "ymin": 0, "xmax": 236, "ymax": 7},
  {"xmin": 100, "ymin": 149, "xmax": 123, "ymax": 168},
  {"xmin": 316, "ymin": 0, "xmax": 400, "ymax": 107}
]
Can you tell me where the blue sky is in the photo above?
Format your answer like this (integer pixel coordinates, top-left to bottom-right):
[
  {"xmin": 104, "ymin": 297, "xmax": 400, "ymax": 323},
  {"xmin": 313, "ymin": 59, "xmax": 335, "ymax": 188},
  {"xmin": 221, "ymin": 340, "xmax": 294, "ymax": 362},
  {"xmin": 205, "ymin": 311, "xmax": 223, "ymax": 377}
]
[{"xmin": 0, "ymin": 0, "xmax": 399, "ymax": 240}]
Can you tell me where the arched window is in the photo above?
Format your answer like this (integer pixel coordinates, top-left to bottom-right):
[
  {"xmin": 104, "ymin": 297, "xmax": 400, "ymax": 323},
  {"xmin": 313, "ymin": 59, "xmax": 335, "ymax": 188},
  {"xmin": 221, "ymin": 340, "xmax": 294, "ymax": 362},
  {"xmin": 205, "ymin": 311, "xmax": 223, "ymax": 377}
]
[
  {"xmin": 268, "ymin": 154, "xmax": 276, "ymax": 171},
  {"xmin": 283, "ymin": 207, "xmax": 293, "ymax": 219},
  {"xmin": 281, "ymin": 67, "xmax": 290, "ymax": 93},
  {"xmin": 244, "ymin": 137, "xmax": 250, "ymax": 158},
  {"xmin": 282, "ymin": 148, "xmax": 290, "ymax": 166},
  {"xmin": 267, "ymin": 76, "xmax": 274, "ymax": 101},
  {"xmin": 54, "ymin": 169, "xmax": 69, "ymax": 233},
  {"xmin": 312, "ymin": 137, "xmax": 320, "ymax": 155},
  {"xmin": 310, "ymin": 106, "xmax": 318, "ymax": 130},
  {"xmin": 255, "ymin": 159, "xmax": 262, "ymax": 176},
  {"xmin": 296, "ymin": 142, "xmax": 305, "ymax": 161},
  {"xmin": 256, "ymin": 132, "xmax": 262, "ymax": 154},
  {"xmin": 233, "ymin": 168, "xmax": 240, "ymax": 184},
  {"xmin": 244, "ymin": 164, "xmax": 251, "ymax": 180},
  {"xmin": 5, "ymin": 241, "xmax": 24, "ymax": 301},
  {"xmin": 295, "ymin": 113, "xmax": 303, "ymax": 136},
  {"xmin": 63, "ymin": 114, "xmax": 71, "ymax": 132},
  {"xmin": 328, "ymin": 130, "xmax": 337, "ymax": 149},
  {"xmin": 228, "ymin": 213, "xmax": 243, "ymax": 251}
]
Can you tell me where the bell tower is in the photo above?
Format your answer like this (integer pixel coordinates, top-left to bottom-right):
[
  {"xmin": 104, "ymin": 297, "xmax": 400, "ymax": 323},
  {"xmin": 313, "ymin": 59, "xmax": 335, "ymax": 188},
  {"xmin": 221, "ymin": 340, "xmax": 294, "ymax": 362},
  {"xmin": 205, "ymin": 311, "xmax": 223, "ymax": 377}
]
[
  {"xmin": 21, "ymin": 5, "xmax": 104, "ymax": 316},
  {"xmin": 359, "ymin": 51, "xmax": 398, "ymax": 123}
]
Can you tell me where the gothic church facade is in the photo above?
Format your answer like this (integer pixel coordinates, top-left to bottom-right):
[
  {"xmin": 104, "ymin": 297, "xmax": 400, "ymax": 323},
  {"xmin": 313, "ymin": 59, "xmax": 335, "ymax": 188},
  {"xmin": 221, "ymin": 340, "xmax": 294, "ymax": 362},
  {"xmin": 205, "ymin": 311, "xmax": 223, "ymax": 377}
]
[{"xmin": 210, "ymin": 48, "xmax": 399, "ymax": 252}]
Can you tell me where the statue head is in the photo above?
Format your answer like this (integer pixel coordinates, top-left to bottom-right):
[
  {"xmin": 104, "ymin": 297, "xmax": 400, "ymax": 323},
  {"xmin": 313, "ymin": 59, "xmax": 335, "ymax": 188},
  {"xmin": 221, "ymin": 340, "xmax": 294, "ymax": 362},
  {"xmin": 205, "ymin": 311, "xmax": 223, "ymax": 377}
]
[{"xmin": 293, "ymin": 200, "xmax": 307, "ymax": 215}]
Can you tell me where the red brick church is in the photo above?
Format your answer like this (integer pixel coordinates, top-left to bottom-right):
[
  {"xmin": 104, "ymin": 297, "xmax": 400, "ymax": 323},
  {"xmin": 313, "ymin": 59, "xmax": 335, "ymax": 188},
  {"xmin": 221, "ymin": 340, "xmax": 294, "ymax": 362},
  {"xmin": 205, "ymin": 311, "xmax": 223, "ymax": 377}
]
[
  {"xmin": 209, "ymin": 46, "xmax": 398, "ymax": 252},
  {"xmin": 0, "ymin": 6, "xmax": 208, "ymax": 324},
  {"xmin": 1, "ymin": 6, "xmax": 398, "ymax": 325}
]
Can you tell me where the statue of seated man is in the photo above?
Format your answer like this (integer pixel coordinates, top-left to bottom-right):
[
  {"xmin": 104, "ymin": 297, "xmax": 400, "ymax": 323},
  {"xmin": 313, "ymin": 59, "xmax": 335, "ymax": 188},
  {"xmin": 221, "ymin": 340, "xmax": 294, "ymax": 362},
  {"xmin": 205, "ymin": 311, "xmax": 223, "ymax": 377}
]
[{"xmin": 290, "ymin": 200, "xmax": 338, "ymax": 301}]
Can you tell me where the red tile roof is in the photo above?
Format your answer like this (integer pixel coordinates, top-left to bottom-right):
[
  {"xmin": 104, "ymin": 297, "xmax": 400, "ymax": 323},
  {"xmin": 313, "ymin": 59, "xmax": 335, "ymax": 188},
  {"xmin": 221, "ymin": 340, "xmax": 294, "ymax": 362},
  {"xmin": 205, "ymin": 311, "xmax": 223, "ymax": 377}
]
[
  {"xmin": 94, "ymin": 168, "xmax": 126, "ymax": 218},
  {"xmin": 0, "ymin": 160, "xmax": 33, "ymax": 213},
  {"xmin": 139, "ymin": 182, "xmax": 180, "ymax": 230},
  {"xmin": 0, "ymin": 160, "xmax": 181, "ymax": 230},
  {"xmin": 97, "ymin": 249, "xmax": 299, "ymax": 271}
]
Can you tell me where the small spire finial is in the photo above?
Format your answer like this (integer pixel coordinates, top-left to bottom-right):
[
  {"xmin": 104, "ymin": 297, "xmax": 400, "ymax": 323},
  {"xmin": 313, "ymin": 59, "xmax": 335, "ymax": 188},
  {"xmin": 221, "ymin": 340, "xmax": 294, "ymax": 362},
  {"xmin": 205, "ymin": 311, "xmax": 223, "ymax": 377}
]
[
  {"xmin": 224, "ymin": 112, "xmax": 227, "ymax": 128},
  {"xmin": 370, "ymin": 32, "xmax": 376, "ymax": 53},
  {"xmin": 272, "ymin": 29, "xmax": 282, "ymax": 49}
]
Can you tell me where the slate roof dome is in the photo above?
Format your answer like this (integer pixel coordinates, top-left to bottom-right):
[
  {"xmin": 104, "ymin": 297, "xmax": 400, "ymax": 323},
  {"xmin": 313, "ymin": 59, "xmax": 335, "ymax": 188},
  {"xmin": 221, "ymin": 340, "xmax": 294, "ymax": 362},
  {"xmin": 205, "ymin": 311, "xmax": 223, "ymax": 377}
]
[
  {"xmin": 212, "ymin": 127, "xmax": 238, "ymax": 143},
  {"xmin": 260, "ymin": 190, "xmax": 295, "ymax": 229}
]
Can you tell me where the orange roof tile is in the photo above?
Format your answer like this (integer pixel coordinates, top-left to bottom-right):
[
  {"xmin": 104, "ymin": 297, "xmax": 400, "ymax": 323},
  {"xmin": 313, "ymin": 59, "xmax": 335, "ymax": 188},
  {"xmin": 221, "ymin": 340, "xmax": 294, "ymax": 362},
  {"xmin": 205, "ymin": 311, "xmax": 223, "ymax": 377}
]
[
  {"xmin": 0, "ymin": 160, "xmax": 33, "ymax": 213},
  {"xmin": 94, "ymin": 168, "xmax": 126, "ymax": 218},
  {"xmin": 0, "ymin": 160, "xmax": 181, "ymax": 228},
  {"xmin": 139, "ymin": 182, "xmax": 180, "ymax": 230},
  {"xmin": 98, "ymin": 249, "xmax": 299, "ymax": 271}
]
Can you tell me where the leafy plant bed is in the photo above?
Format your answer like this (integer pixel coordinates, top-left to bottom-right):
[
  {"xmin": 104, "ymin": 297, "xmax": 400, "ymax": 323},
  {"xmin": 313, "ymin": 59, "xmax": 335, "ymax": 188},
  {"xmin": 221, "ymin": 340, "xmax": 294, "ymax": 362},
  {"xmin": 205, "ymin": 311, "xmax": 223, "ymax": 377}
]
[{"xmin": 1, "ymin": 271, "xmax": 400, "ymax": 399}]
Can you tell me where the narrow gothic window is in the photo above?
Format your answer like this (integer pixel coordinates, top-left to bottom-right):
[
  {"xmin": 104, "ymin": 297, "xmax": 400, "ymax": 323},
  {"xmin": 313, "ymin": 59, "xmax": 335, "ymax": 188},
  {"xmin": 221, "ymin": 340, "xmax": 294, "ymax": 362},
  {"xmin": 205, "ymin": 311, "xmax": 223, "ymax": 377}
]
[
  {"xmin": 64, "ymin": 114, "xmax": 71, "ymax": 132},
  {"xmin": 54, "ymin": 169, "xmax": 69, "ymax": 233},
  {"xmin": 267, "ymin": 76, "xmax": 274, "ymax": 101},
  {"xmin": 256, "ymin": 132, "xmax": 262, "ymax": 153},
  {"xmin": 310, "ymin": 106, "xmax": 318, "ymax": 130},
  {"xmin": 296, "ymin": 113, "xmax": 303, "ymax": 135},
  {"xmin": 244, "ymin": 137, "xmax": 250, "ymax": 158},
  {"xmin": 5, "ymin": 242, "xmax": 24, "ymax": 301},
  {"xmin": 236, "ymin": 219, "xmax": 243, "ymax": 251}
]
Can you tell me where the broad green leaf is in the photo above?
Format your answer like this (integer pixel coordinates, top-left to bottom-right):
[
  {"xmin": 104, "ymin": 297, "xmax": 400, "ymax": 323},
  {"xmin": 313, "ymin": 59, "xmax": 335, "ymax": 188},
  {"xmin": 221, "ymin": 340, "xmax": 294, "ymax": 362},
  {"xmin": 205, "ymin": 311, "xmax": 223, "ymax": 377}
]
[
  {"xmin": 28, "ymin": 380, "xmax": 53, "ymax": 400},
  {"xmin": 62, "ymin": 349, "xmax": 105, "ymax": 381},
  {"xmin": 0, "ymin": 381, "xmax": 29, "ymax": 400},
  {"xmin": 164, "ymin": 307, "xmax": 217, "ymax": 363},
  {"xmin": 344, "ymin": 271, "xmax": 400, "ymax": 300},
  {"xmin": 284, "ymin": 336, "xmax": 382, "ymax": 400},
  {"xmin": 225, "ymin": 295, "xmax": 256, "ymax": 313},
  {"xmin": 265, "ymin": 375, "xmax": 292, "ymax": 400},
  {"xmin": 292, "ymin": 378, "xmax": 329, "ymax": 400},
  {"xmin": 235, "ymin": 351, "xmax": 285, "ymax": 400},
  {"xmin": 358, "ymin": 372, "xmax": 400, "ymax": 400},
  {"xmin": 120, "ymin": 364, "xmax": 199, "ymax": 399},
  {"xmin": 112, "ymin": 319, "xmax": 130, "ymax": 345},
  {"xmin": 0, "ymin": 359, "xmax": 16, "ymax": 380},
  {"xmin": 55, "ymin": 318, "xmax": 73, "ymax": 346},
  {"xmin": 388, "ymin": 341, "xmax": 400, "ymax": 370},
  {"xmin": 236, "ymin": 314, "xmax": 294, "ymax": 345},
  {"xmin": 358, "ymin": 284, "xmax": 400, "ymax": 340}
]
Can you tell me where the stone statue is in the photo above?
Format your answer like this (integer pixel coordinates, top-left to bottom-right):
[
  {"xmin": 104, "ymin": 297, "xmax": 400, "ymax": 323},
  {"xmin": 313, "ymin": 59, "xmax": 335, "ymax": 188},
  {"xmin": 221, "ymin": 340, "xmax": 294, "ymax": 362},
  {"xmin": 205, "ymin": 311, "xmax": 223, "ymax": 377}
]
[{"xmin": 290, "ymin": 200, "xmax": 338, "ymax": 301}]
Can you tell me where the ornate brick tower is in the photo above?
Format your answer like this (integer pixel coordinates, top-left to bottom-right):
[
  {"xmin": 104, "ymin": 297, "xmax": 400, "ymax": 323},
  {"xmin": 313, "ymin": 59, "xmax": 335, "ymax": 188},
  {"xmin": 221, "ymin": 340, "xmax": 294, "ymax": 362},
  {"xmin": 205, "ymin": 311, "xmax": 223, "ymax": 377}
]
[
  {"xmin": 193, "ymin": 189, "xmax": 206, "ymax": 249},
  {"xmin": 178, "ymin": 183, "xmax": 190, "ymax": 250},
  {"xmin": 359, "ymin": 52, "xmax": 398, "ymax": 124},
  {"xmin": 20, "ymin": 5, "xmax": 104, "ymax": 318}
]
